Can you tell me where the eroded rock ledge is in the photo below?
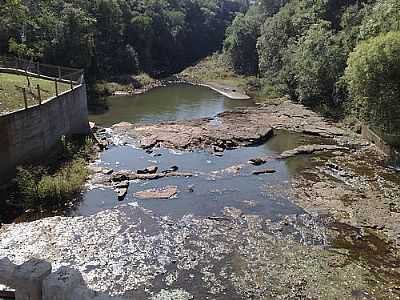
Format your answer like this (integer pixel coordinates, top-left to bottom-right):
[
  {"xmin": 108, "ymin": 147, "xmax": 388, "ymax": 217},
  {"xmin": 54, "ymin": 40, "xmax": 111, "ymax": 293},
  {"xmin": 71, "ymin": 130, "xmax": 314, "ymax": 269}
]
[{"xmin": 110, "ymin": 101, "xmax": 354, "ymax": 152}]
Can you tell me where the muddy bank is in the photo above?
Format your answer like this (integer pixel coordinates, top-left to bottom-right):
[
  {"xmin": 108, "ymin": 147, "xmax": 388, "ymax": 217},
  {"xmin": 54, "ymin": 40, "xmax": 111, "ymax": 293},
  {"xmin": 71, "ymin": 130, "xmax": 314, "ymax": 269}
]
[{"xmin": 0, "ymin": 204, "xmax": 398, "ymax": 299}]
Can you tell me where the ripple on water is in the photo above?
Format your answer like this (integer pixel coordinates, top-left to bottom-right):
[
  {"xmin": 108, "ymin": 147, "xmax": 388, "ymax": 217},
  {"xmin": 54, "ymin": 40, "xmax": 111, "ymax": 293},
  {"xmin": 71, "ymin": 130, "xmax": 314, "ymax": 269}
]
[{"xmin": 76, "ymin": 130, "xmax": 328, "ymax": 218}]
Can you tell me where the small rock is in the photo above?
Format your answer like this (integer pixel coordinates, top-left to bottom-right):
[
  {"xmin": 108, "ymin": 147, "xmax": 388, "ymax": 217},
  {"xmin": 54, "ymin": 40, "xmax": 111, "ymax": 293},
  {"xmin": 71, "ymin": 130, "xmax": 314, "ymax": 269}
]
[
  {"xmin": 113, "ymin": 181, "xmax": 129, "ymax": 189},
  {"xmin": 115, "ymin": 187, "xmax": 128, "ymax": 200},
  {"xmin": 248, "ymin": 158, "xmax": 266, "ymax": 166},
  {"xmin": 137, "ymin": 166, "xmax": 158, "ymax": 174},
  {"xmin": 187, "ymin": 184, "xmax": 194, "ymax": 193},
  {"xmin": 112, "ymin": 173, "xmax": 130, "ymax": 182},
  {"xmin": 252, "ymin": 169, "xmax": 276, "ymax": 175},
  {"xmin": 163, "ymin": 166, "xmax": 179, "ymax": 174},
  {"xmin": 212, "ymin": 145, "xmax": 224, "ymax": 153},
  {"xmin": 135, "ymin": 186, "xmax": 178, "ymax": 199},
  {"xmin": 389, "ymin": 203, "xmax": 400, "ymax": 213},
  {"xmin": 102, "ymin": 168, "xmax": 114, "ymax": 175}
]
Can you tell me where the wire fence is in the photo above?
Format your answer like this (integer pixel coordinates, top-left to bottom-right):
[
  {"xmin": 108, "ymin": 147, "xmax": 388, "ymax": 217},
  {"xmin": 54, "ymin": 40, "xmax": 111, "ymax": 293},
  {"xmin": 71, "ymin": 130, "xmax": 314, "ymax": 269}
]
[
  {"xmin": 0, "ymin": 56, "xmax": 84, "ymax": 83},
  {"xmin": 0, "ymin": 56, "xmax": 84, "ymax": 112}
]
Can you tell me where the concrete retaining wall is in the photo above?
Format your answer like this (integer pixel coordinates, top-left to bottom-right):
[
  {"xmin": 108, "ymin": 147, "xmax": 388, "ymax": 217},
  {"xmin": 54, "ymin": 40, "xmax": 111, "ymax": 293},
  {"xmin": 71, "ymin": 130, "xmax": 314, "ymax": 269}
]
[
  {"xmin": 0, "ymin": 84, "xmax": 90, "ymax": 181},
  {"xmin": 361, "ymin": 124, "xmax": 397, "ymax": 157}
]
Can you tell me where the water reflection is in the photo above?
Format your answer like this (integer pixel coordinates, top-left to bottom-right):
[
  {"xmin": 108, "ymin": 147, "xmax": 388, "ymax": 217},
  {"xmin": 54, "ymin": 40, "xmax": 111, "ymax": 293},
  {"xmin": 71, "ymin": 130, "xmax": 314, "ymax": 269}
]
[
  {"xmin": 89, "ymin": 84, "xmax": 256, "ymax": 127},
  {"xmin": 76, "ymin": 131, "xmax": 327, "ymax": 218}
]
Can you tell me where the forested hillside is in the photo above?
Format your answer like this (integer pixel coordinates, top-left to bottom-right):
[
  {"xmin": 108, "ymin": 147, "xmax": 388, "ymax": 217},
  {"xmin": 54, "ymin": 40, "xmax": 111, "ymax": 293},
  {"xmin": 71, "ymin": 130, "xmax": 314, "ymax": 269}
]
[
  {"xmin": 224, "ymin": 0, "xmax": 400, "ymax": 133},
  {"xmin": 0, "ymin": 0, "xmax": 246, "ymax": 78}
]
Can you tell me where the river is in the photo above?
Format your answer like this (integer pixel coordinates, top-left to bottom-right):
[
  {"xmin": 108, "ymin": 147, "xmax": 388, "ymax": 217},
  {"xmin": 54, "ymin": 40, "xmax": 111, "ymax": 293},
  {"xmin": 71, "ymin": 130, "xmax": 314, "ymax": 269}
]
[{"xmin": 1, "ymin": 84, "xmax": 399, "ymax": 299}]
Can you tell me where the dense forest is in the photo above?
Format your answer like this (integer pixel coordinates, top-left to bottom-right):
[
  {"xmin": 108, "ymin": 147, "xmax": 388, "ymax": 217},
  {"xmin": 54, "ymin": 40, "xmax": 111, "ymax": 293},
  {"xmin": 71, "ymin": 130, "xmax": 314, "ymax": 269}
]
[
  {"xmin": 223, "ymin": 0, "xmax": 400, "ymax": 134},
  {"xmin": 0, "ymin": 0, "xmax": 247, "ymax": 78},
  {"xmin": 1, "ymin": 0, "xmax": 400, "ymax": 134}
]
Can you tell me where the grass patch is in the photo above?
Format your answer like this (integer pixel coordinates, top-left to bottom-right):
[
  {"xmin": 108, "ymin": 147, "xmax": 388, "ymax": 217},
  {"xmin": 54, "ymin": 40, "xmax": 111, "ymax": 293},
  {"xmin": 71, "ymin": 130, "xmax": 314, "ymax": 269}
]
[
  {"xmin": 0, "ymin": 136, "xmax": 95, "ymax": 221},
  {"xmin": 0, "ymin": 72, "xmax": 70, "ymax": 114},
  {"xmin": 179, "ymin": 53, "xmax": 248, "ymax": 88},
  {"xmin": 179, "ymin": 53, "xmax": 285, "ymax": 103}
]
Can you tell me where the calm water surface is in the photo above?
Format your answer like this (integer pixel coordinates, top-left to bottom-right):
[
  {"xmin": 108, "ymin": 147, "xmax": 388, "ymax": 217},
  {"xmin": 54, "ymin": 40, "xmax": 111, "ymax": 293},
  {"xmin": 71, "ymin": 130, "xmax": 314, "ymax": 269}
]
[{"xmin": 89, "ymin": 84, "xmax": 257, "ymax": 126}]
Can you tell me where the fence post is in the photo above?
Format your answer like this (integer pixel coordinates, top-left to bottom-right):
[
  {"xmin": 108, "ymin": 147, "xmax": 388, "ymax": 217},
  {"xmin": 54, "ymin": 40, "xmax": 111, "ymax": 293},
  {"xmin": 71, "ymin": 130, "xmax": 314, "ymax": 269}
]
[
  {"xmin": 55, "ymin": 80, "xmax": 59, "ymax": 96},
  {"xmin": 37, "ymin": 84, "xmax": 41, "ymax": 105},
  {"xmin": 23, "ymin": 88, "xmax": 28, "ymax": 109},
  {"xmin": 58, "ymin": 66, "xmax": 61, "ymax": 80},
  {"xmin": 70, "ymin": 80, "xmax": 74, "ymax": 90}
]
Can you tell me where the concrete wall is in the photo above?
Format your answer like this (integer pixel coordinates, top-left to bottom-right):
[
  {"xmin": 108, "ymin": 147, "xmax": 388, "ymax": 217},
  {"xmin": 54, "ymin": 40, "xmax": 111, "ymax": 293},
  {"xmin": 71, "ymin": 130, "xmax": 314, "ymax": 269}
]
[
  {"xmin": 361, "ymin": 124, "xmax": 397, "ymax": 157},
  {"xmin": 0, "ymin": 84, "xmax": 90, "ymax": 181}
]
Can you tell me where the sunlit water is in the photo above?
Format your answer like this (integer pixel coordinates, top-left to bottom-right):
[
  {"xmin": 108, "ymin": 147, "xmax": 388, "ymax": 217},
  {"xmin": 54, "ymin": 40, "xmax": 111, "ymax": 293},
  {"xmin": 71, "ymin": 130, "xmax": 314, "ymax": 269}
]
[
  {"xmin": 75, "ymin": 130, "xmax": 327, "ymax": 218},
  {"xmin": 81, "ymin": 84, "xmax": 330, "ymax": 219}
]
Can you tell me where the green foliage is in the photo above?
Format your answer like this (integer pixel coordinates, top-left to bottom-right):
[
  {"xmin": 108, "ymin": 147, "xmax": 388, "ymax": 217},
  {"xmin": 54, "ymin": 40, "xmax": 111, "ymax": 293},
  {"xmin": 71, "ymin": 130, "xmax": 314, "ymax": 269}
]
[
  {"xmin": 224, "ymin": 12, "xmax": 261, "ymax": 74},
  {"xmin": 359, "ymin": 0, "xmax": 400, "ymax": 40},
  {"xmin": 15, "ymin": 136, "xmax": 93, "ymax": 210},
  {"xmin": 1, "ymin": 0, "xmax": 246, "ymax": 78},
  {"xmin": 16, "ymin": 159, "xmax": 88, "ymax": 209},
  {"xmin": 256, "ymin": 0, "xmax": 329, "ymax": 81},
  {"xmin": 288, "ymin": 22, "xmax": 345, "ymax": 106},
  {"xmin": 344, "ymin": 31, "xmax": 400, "ymax": 133}
]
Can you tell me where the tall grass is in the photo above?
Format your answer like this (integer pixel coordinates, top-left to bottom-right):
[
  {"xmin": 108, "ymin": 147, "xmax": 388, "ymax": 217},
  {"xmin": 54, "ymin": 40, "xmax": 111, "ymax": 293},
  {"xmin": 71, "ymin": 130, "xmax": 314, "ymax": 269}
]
[{"xmin": 14, "ymin": 136, "xmax": 93, "ymax": 210}]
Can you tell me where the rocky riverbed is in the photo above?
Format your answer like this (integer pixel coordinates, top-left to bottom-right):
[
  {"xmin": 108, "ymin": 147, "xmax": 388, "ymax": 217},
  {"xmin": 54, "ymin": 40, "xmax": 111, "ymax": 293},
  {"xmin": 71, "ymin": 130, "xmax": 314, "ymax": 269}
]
[{"xmin": 1, "ymin": 100, "xmax": 400, "ymax": 299}]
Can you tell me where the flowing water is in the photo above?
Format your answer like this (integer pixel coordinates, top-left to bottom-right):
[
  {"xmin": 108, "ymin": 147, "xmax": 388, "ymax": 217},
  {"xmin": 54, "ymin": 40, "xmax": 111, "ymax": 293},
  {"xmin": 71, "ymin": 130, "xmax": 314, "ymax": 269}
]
[
  {"xmin": 2, "ymin": 84, "xmax": 399, "ymax": 299},
  {"xmin": 82, "ymin": 84, "xmax": 328, "ymax": 219}
]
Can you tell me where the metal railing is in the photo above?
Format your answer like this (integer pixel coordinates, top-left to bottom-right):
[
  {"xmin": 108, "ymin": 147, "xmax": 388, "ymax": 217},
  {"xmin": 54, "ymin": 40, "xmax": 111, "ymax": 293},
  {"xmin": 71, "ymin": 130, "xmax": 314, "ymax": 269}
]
[{"xmin": 0, "ymin": 56, "xmax": 85, "ymax": 112}]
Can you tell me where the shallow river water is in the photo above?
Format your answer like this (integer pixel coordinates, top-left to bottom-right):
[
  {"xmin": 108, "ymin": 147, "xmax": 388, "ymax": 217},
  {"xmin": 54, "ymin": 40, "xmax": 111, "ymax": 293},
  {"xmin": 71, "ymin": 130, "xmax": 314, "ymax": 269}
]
[
  {"xmin": 2, "ymin": 84, "xmax": 399, "ymax": 299},
  {"xmin": 83, "ymin": 84, "xmax": 324, "ymax": 219}
]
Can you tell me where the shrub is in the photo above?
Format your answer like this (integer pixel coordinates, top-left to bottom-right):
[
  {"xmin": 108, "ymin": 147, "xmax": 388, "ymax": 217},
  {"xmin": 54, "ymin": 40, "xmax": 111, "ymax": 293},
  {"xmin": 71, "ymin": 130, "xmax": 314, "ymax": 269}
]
[
  {"xmin": 289, "ymin": 22, "xmax": 345, "ymax": 106},
  {"xmin": 344, "ymin": 31, "xmax": 400, "ymax": 133},
  {"xmin": 15, "ymin": 137, "xmax": 92, "ymax": 210},
  {"xmin": 224, "ymin": 13, "xmax": 261, "ymax": 75}
]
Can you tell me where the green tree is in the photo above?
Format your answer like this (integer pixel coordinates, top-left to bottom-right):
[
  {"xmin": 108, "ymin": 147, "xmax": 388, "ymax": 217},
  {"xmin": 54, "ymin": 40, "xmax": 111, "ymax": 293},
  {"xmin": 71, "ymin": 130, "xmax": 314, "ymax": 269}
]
[
  {"xmin": 359, "ymin": 0, "xmax": 400, "ymax": 40},
  {"xmin": 224, "ymin": 12, "xmax": 261, "ymax": 74},
  {"xmin": 344, "ymin": 31, "xmax": 400, "ymax": 134},
  {"xmin": 288, "ymin": 22, "xmax": 345, "ymax": 106}
]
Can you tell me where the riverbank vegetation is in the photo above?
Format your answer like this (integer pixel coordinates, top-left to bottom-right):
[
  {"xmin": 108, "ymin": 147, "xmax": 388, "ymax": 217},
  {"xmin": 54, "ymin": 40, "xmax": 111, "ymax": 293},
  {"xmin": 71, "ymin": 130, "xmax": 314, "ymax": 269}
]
[
  {"xmin": 222, "ymin": 0, "xmax": 400, "ymax": 132},
  {"xmin": 0, "ymin": 0, "xmax": 246, "ymax": 103},
  {"xmin": 0, "ymin": 136, "xmax": 94, "ymax": 224}
]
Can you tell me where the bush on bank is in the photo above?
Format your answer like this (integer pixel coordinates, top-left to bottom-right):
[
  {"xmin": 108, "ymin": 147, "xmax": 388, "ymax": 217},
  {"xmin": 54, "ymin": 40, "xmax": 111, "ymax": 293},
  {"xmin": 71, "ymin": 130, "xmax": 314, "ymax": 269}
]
[
  {"xmin": 344, "ymin": 31, "xmax": 400, "ymax": 134},
  {"xmin": 14, "ymin": 136, "xmax": 93, "ymax": 210}
]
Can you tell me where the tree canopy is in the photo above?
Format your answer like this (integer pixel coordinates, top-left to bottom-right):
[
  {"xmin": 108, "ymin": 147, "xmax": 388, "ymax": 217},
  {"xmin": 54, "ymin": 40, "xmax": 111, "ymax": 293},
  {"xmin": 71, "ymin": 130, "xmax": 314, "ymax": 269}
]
[{"xmin": 0, "ymin": 0, "xmax": 247, "ymax": 78}]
